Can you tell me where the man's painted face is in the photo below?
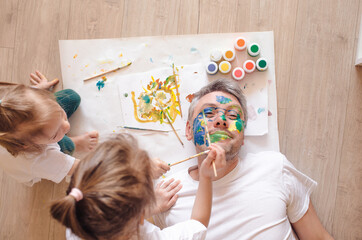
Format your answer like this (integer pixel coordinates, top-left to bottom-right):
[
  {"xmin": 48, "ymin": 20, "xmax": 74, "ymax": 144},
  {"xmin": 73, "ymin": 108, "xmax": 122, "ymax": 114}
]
[
  {"xmin": 187, "ymin": 91, "xmax": 245, "ymax": 160},
  {"xmin": 193, "ymin": 106, "xmax": 245, "ymax": 146}
]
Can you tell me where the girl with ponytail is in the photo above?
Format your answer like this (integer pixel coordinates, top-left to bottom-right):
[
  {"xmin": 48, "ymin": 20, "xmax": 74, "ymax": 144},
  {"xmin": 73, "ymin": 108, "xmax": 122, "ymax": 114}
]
[{"xmin": 51, "ymin": 133, "xmax": 226, "ymax": 240}]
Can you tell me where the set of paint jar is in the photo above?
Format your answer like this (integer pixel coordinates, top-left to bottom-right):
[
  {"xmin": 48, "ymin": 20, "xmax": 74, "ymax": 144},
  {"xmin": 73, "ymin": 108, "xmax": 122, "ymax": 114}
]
[{"xmin": 206, "ymin": 37, "xmax": 268, "ymax": 81}]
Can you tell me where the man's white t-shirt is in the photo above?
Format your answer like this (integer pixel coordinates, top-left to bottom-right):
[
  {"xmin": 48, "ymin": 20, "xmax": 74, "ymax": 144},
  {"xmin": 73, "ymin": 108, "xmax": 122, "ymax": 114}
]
[
  {"xmin": 154, "ymin": 151, "xmax": 317, "ymax": 240},
  {"xmin": 140, "ymin": 219, "xmax": 207, "ymax": 240},
  {"xmin": 0, "ymin": 143, "xmax": 75, "ymax": 186}
]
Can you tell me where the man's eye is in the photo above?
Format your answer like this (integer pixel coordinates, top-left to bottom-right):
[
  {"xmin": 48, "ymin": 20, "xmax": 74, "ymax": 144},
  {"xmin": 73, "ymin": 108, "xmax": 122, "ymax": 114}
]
[{"xmin": 226, "ymin": 112, "xmax": 239, "ymax": 119}]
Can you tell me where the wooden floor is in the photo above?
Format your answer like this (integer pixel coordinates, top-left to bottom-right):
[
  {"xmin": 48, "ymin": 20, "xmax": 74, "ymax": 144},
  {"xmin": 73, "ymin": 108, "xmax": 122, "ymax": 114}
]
[{"xmin": 0, "ymin": 0, "xmax": 361, "ymax": 239}]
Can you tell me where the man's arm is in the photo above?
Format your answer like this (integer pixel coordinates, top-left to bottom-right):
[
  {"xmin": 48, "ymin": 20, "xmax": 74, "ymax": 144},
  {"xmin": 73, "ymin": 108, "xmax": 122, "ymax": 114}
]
[{"xmin": 292, "ymin": 201, "xmax": 334, "ymax": 240}]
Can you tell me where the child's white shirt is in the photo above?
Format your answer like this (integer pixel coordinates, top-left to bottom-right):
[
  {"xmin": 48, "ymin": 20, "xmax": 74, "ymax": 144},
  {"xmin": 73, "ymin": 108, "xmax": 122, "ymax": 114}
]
[
  {"xmin": 140, "ymin": 219, "xmax": 207, "ymax": 240},
  {"xmin": 0, "ymin": 143, "xmax": 75, "ymax": 186},
  {"xmin": 65, "ymin": 220, "xmax": 206, "ymax": 240}
]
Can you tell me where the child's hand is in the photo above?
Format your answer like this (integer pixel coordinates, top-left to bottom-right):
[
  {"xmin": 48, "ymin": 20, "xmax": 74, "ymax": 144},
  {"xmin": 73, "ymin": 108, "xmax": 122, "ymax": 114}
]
[
  {"xmin": 30, "ymin": 70, "xmax": 59, "ymax": 90},
  {"xmin": 151, "ymin": 158, "xmax": 170, "ymax": 179},
  {"xmin": 199, "ymin": 144, "xmax": 226, "ymax": 180},
  {"xmin": 152, "ymin": 178, "xmax": 182, "ymax": 215}
]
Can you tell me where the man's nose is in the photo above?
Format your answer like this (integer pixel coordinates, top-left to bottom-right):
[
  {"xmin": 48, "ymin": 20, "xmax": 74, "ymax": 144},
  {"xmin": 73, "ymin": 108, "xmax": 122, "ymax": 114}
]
[{"xmin": 214, "ymin": 114, "xmax": 228, "ymax": 128}]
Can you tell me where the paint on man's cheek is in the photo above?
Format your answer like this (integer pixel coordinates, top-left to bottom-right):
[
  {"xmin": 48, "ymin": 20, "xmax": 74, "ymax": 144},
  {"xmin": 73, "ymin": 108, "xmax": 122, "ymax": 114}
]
[
  {"xmin": 228, "ymin": 118, "xmax": 245, "ymax": 133},
  {"xmin": 192, "ymin": 112, "xmax": 206, "ymax": 146}
]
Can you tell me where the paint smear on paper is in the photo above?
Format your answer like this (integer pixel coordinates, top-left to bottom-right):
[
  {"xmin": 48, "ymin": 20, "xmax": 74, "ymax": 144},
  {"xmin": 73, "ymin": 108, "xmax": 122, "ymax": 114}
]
[
  {"xmin": 247, "ymin": 105, "xmax": 257, "ymax": 121},
  {"xmin": 190, "ymin": 47, "xmax": 199, "ymax": 54},
  {"xmin": 257, "ymin": 108, "xmax": 265, "ymax": 114},
  {"xmin": 96, "ymin": 80, "xmax": 105, "ymax": 91},
  {"xmin": 131, "ymin": 74, "xmax": 181, "ymax": 124},
  {"xmin": 186, "ymin": 94, "xmax": 194, "ymax": 103}
]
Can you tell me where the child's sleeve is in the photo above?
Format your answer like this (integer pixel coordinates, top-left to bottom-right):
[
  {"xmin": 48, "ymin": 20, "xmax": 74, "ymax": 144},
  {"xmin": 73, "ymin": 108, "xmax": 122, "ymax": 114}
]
[
  {"xmin": 282, "ymin": 156, "xmax": 317, "ymax": 223},
  {"xmin": 31, "ymin": 143, "xmax": 75, "ymax": 183}
]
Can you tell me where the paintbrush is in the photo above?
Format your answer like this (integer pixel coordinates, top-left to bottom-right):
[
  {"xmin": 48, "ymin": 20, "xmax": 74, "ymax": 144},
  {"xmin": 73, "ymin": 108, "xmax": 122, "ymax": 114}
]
[
  {"xmin": 155, "ymin": 98, "xmax": 184, "ymax": 146},
  {"xmin": 83, "ymin": 62, "xmax": 132, "ymax": 82},
  {"xmin": 122, "ymin": 126, "xmax": 173, "ymax": 133},
  {"xmin": 172, "ymin": 64, "xmax": 183, "ymax": 118},
  {"xmin": 169, "ymin": 150, "xmax": 210, "ymax": 166},
  {"xmin": 202, "ymin": 110, "xmax": 217, "ymax": 177}
]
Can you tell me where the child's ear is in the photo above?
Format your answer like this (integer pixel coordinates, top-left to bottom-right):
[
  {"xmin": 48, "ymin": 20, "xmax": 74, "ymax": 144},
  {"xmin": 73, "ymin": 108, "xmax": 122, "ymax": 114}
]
[{"xmin": 185, "ymin": 121, "xmax": 193, "ymax": 141}]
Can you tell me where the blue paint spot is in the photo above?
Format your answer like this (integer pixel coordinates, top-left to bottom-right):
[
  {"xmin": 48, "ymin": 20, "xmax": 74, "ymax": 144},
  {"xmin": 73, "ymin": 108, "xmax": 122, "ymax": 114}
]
[
  {"xmin": 257, "ymin": 108, "xmax": 265, "ymax": 114},
  {"xmin": 190, "ymin": 47, "xmax": 198, "ymax": 54},
  {"xmin": 150, "ymin": 58, "xmax": 154, "ymax": 63},
  {"xmin": 96, "ymin": 80, "xmax": 105, "ymax": 91}
]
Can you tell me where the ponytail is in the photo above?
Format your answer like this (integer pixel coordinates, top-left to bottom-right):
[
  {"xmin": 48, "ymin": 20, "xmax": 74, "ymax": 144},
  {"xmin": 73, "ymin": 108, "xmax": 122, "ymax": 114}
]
[
  {"xmin": 50, "ymin": 134, "xmax": 155, "ymax": 239},
  {"xmin": 51, "ymin": 195, "xmax": 87, "ymax": 236}
]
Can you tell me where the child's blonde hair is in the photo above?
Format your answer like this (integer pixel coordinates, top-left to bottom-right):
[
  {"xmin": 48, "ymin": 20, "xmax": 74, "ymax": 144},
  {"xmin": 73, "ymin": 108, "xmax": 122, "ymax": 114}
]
[
  {"xmin": 0, "ymin": 85, "xmax": 62, "ymax": 156},
  {"xmin": 50, "ymin": 133, "xmax": 155, "ymax": 240}
]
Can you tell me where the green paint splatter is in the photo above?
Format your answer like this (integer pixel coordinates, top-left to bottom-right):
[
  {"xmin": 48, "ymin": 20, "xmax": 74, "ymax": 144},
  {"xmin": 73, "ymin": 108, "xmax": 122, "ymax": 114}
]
[
  {"xmin": 216, "ymin": 96, "xmax": 232, "ymax": 104},
  {"xmin": 124, "ymin": 93, "xmax": 128, "ymax": 97}
]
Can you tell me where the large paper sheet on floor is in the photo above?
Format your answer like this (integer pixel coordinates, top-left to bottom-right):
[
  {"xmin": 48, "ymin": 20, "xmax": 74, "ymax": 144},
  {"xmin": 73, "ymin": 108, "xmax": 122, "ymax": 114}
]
[{"xmin": 59, "ymin": 32, "xmax": 279, "ymax": 174}]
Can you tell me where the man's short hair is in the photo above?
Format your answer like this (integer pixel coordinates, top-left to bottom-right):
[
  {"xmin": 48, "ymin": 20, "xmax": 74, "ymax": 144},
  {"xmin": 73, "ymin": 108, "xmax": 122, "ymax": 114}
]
[{"xmin": 187, "ymin": 79, "xmax": 248, "ymax": 126}]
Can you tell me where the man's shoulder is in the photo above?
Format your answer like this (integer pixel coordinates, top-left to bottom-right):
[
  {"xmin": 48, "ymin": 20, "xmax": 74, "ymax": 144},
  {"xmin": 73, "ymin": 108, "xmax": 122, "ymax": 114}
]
[
  {"xmin": 245, "ymin": 151, "xmax": 286, "ymax": 161},
  {"xmin": 242, "ymin": 151, "xmax": 287, "ymax": 170}
]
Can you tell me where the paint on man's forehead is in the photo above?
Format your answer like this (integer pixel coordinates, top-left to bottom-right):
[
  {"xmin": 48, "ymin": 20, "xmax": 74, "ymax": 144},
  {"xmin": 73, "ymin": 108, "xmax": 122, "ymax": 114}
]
[{"xmin": 216, "ymin": 95, "xmax": 232, "ymax": 104}]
